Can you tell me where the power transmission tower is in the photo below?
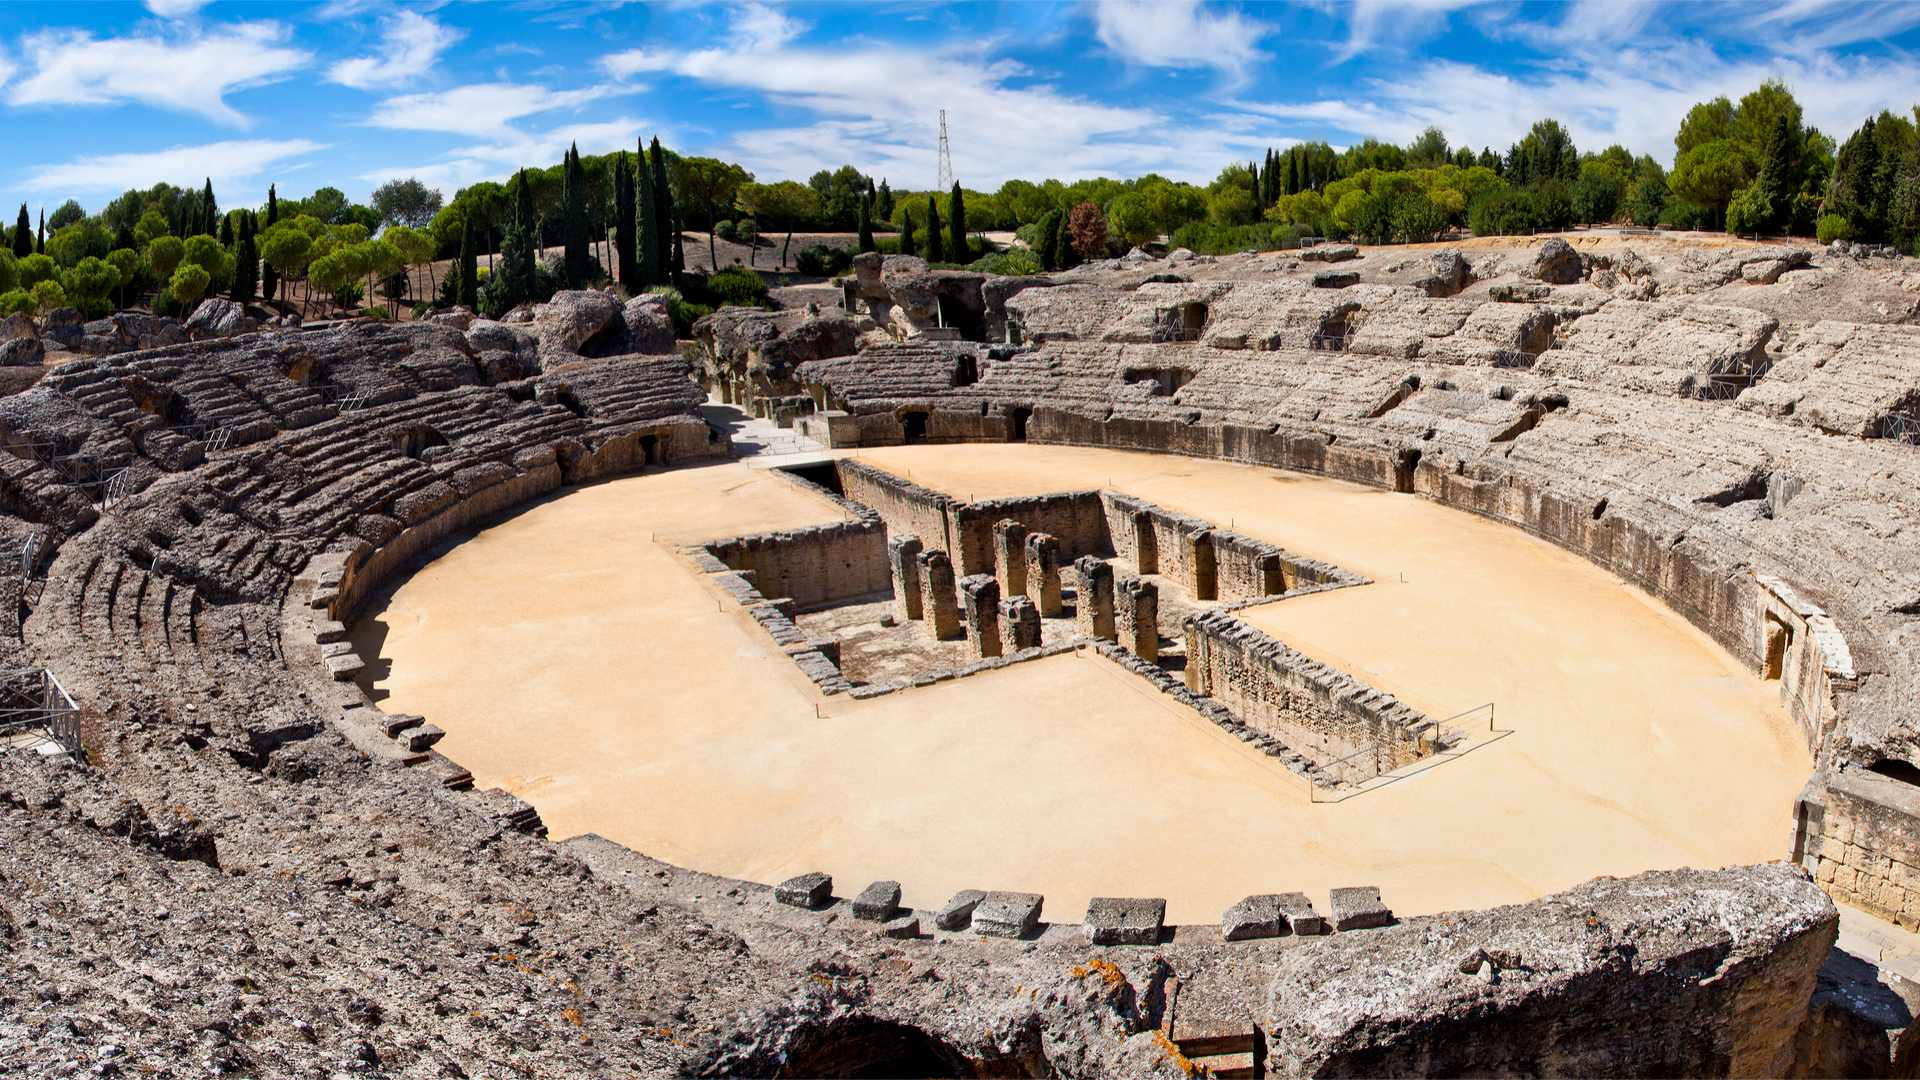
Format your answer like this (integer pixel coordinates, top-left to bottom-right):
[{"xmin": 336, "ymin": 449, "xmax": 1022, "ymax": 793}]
[{"xmin": 937, "ymin": 110, "xmax": 954, "ymax": 192}]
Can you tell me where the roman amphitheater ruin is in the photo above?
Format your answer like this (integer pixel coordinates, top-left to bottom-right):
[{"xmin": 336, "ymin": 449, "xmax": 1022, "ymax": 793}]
[{"xmin": 2, "ymin": 232, "xmax": 1919, "ymax": 1076}]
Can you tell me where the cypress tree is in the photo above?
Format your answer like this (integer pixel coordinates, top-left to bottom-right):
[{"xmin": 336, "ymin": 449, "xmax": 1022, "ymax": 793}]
[
  {"xmin": 36, "ymin": 208, "xmax": 44, "ymax": 254},
  {"xmin": 500, "ymin": 169, "xmax": 535, "ymax": 308},
  {"xmin": 200, "ymin": 180, "xmax": 217, "ymax": 236},
  {"xmin": 948, "ymin": 182, "xmax": 967, "ymax": 262},
  {"xmin": 925, "ymin": 196, "xmax": 943, "ymax": 263},
  {"xmin": 636, "ymin": 139, "xmax": 661, "ymax": 287},
  {"xmin": 233, "ymin": 211, "xmax": 257, "ymax": 303},
  {"xmin": 899, "ymin": 209, "xmax": 915, "ymax": 260},
  {"xmin": 220, "ymin": 211, "xmax": 234, "ymax": 247},
  {"xmin": 261, "ymin": 185, "xmax": 280, "ymax": 302},
  {"xmin": 458, "ymin": 212, "xmax": 479, "ymax": 309},
  {"xmin": 113, "ymin": 222, "xmax": 135, "ymax": 252},
  {"xmin": 649, "ymin": 137, "xmax": 675, "ymax": 282},
  {"xmin": 875, "ymin": 179, "xmax": 894, "ymax": 223},
  {"xmin": 857, "ymin": 195, "xmax": 875, "ymax": 254},
  {"xmin": 563, "ymin": 143, "xmax": 589, "ymax": 287},
  {"xmin": 671, "ymin": 207, "xmax": 685, "ymax": 278},
  {"xmin": 13, "ymin": 204, "xmax": 30, "ymax": 258},
  {"xmin": 615, "ymin": 152, "xmax": 637, "ymax": 288}
]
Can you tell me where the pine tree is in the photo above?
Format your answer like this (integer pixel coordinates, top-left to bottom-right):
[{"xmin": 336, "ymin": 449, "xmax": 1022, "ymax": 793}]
[
  {"xmin": 562, "ymin": 143, "xmax": 589, "ymax": 288},
  {"xmin": 948, "ymin": 182, "xmax": 967, "ymax": 262},
  {"xmin": 649, "ymin": 137, "xmax": 675, "ymax": 283},
  {"xmin": 636, "ymin": 140, "xmax": 661, "ymax": 288},
  {"xmin": 899, "ymin": 209, "xmax": 915, "ymax": 260},
  {"xmin": 925, "ymin": 196, "xmax": 943, "ymax": 262},
  {"xmin": 13, "ymin": 205, "xmax": 30, "ymax": 258},
  {"xmin": 202, "ymin": 179, "xmax": 217, "ymax": 237},
  {"xmin": 875, "ymin": 179, "xmax": 894, "ymax": 223},
  {"xmin": 857, "ymin": 195, "xmax": 875, "ymax": 254},
  {"xmin": 615, "ymin": 152, "xmax": 638, "ymax": 288},
  {"xmin": 458, "ymin": 212, "xmax": 479, "ymax": 309},
  {"xmin": 233, "ymin": 211, "xmax": 257, "ymax": 304},
  {"xmin": 113, "ymin": 223, "xmax": 135, "ymax": 252}
]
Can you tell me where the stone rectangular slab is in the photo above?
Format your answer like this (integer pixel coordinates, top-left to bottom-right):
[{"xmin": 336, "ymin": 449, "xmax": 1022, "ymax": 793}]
[
  {"xmin": 880, "ymin": 914, "xmax": 920, "ymax": 939},
  {"xmin": 1085, "ymin": 897, "xmax": 1165, "ymax": 946},
  {"xmin": 972, "ymin": 892, "xmax": 1043, "ymax": 938},
  {"xmin": 852, "ymin": 880, "xmax": 902, "ymax": 921},
  {"xmin": 775, "ymin": 872, "xmax": 832, "ymax": 909},
  {"xmin": 935, "ymin": 889, "xmax": 986, "ymax": 931},
  {"xmin": 1329, "ymin": 886, "xmax": 1392, "ymax": 931},
  {"xmin": 1222, "ymin": 894, "xmax": 1283, "ymax": 941},
  {"xmin": 1278, "ymin": 892, "xmax": 1327, "ymax": 935}
]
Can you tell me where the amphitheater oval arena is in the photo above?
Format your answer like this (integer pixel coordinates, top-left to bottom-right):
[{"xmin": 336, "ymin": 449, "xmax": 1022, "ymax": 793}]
[{"xmin": 7, "ymin": 238, "xmax": 1920, "ymax": 1076}]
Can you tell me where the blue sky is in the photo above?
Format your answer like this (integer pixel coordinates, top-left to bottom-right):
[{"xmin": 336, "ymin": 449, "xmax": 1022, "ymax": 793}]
[{"xmin": 5, "ymin": 0, "xmax": 1920, "ymax": 214}]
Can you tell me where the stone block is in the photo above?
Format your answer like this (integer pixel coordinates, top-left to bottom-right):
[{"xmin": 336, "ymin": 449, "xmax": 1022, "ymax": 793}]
[
  {"xmin": 396, "ymin": 724, "xmax": 445, "ymax": 752},
  {"xmin": 1084, "ymin": 897, "xmax": 1165, "ymax": 945},
  {"xmin": 1117, "ymin": 576, "xmax": 1158, "ymax": 661},
  {"xmin": 880, "ymin": 915, "xmax": 920, "ymax": 939},
  {"xmin": 888, "ymin": 534, "xmax": 923, "ymax": 620},
  {"xmin": 314, "ymin": 619, "xmax": 348, "ymax": 645},
  {"xmin": 1025, "ymin": 533, "xmax": 1062, "ymax": 617},
  {"xmin": 775, "ymin": 872, "xmax": 832, "ymax": 909},
  {"xmin": 959, "ymin": 574, "xmax": 1002, "ymax": 659},
  {"xmin": 1278, "ymin": 892, "xmax": 1327, "ymax": 935},
  {"xmin": 917, "ymin": 549, "xmax": 960, "ymax": 639},
  {"xmin": 324, "ymin": 652, "xmax": 364, "ymax": 681},
  {"xmin": 1222, "ymin": 895, "xmax": 1283, "ymax": 941},
  {"xmin": 852, "ymin": 880, "xmax": 902, "ymax": 921},
  {"xmin": 999, "ymin": 596, "xmax": 1041, "ymax": 651},
  {"xmin": 1073, "ymin": 556, "xmax": 1115, "ymax": 640},
  {"xmin": 1329, "ymin": 886, "xmax": 1393, "ymax": 931},
  {"xmin": 935, "ymin": 889, "xmax": 986, "ymax": 930},
  {"xmin": 993, "ymin": 519, "xmax": 1028, "ymax": 598},
  {"xmin": 972, "ymin": 891, "xmax": 1043, "ymax": 938},
  {"xmin": 808, "ymin": 638, "xmax": 841, "ymax": 668}
]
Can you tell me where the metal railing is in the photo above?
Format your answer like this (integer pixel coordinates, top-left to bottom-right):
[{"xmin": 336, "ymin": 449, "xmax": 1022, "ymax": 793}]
[
  {"xmin": 1309, "ymin": 333, "xmax": 1350, "ymax": 352},
  {"xmin": 100, "ymin": 469, "xmax": 135, "ymax": 511},
  {"xmin": 1306, "ymin": 702, "xmax": 1493, "ymax": 798},
  {"xmin": 0, "ymin": 668, "xmax": 81, "ymax": 755},
  {"xmin": 1151, "ymin": 324, "xmax": 1203, "ymax": 343},
  {"xmin": 319, "ymin": 384, "xmax": 372, "ymax": 413},
  {"xmin": 1882, "ymin": 411, "xmax": 1920, "ymax": 445}
]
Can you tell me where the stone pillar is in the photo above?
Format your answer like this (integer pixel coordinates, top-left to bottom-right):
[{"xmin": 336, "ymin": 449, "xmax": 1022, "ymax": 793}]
[
  {"xmin": 1185, "ymin": 621, "xmax": 1209, "ymax": 693},
  {"xmin": 992, "ymin": 519, "xmax": 1028, "ymax": 600},
  {"xmin": 888, "ymin": 534, "xmax": 924, "ymax": 620},
  {"xmin": 1117, "ymin": 576, "xmax": 1159, "ymax": 661},
  {"xmin": 1132, "ymin": 511, "xmax": 1158, "ymax": 575},
  {"xmin": 958, "ymin": 574, "xmax": 1002, "ymax": 659},
  {"xmin": 1256, "ymin": 552, "xmax": 1284, "ymax": 597},
  {"xmin": 917, "ymin": 549, "xmax": 960, "ymax": 639},
  {"xmin": 1073, "ymin": 556, "xmax": 1115, "ymax": 640},
  {"xmin": 999, "ymin": 596, "xmax": 1041, "ymax": 652},
  {"xmin": 1188, "ymin": 529, "xmax": 1217, "ymax": 602},
  {"xmin": 1025, "ymin": 532, "xmax": 1062, "ymax": 617}
]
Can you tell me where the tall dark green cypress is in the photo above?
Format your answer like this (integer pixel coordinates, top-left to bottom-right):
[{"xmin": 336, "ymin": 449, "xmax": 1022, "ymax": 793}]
[
  {"xmin": 636, "ymin": 139, "xmax": 661, "ymax": 287},
  {"xmin": 899, "ymin": 209, "xmax": 915, "ymax": 260},
  {"xmin": 925, "ymin": 196, "xmax": 943, "ymax": 263},
  {"xmin": 13, "ymin": 204, "xmax": 30, "ymax": 258},
  {"xmin": 233, "ymin": 212, "xmax": 257, "ymax": 303},
  {"xmin": 261, "ymin": 185, "xmax": 280, "ymax": 302},
  {"xmin": 875, "ymin": 179, "xmax": 893, "ymax": 223},
  {"xmin": 458, "ymin": 212, "xmax": 479, "ymax": 309},
  {"xmin": 857, "ymin": 195, "xmax": 875, "ymax": 254},
  {"xmin": 563, "ymin": 143, "xmax": 589, "ymax": 287},
  {"xmin": 202, "ymin": 179, "xmax": 217, "ymax": 237},
  {"xmin": 671, "ymin": 207, "xmax": 684, "ymax": 277},
  {"xmin": 501, "ymin": 169, "xmax": 535, "ymax": 308},
  {"xmin": 648, "ymin": 137, "xmax": 675, "ymax": 282},
  {"xmin": 36, "ymin": 208, "xmax": 44, "ymax": 254},
  {"xmin": 948, "ymin": 182, "xmax": 967, "ymax": 262},
  {"xmin": 220, "ymin": 211, "xmax": 234, "ymax": 247},
  {"xmin": 615, "ymin": 152, "xmax": 637, "ymax": 288}
]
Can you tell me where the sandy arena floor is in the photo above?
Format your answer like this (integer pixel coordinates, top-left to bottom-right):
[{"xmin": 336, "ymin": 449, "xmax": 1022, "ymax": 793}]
[{"xmin": 352, "ymin": 447, "xmax": 1811, "ymax": 926}]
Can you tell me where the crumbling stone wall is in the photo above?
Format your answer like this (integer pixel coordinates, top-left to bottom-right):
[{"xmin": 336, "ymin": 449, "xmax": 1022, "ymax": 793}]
[
  {"xmin": 1185, "ymin": 609, "xmax": 1435, "ymax": 780},
  {"xmin": 837, "ymin": 459, "xmax": 956, "ymax": 557},
  {"xmin": 703, "ymin": 520, "xmax": 890, "ymax": 608}
]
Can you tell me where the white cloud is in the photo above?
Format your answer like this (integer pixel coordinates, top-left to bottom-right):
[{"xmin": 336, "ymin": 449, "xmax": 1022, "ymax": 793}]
[
  {"xmin": 144, "ymin": 0, "xmax": 211, "ymax": 17},
  {"xmin": 24, "ymin": 139, "xmax": 327, "ymax": 200},
  {"xmin": 1323, "ymin": 0, "xmax": 1488, "ymax": 63},
  {"xmin": 1092, "ymin": 1, "xmax": 1272, "ymax": 74},
  {"xmin": 7, "ymin": 22, "xmax": 309, "ymax": 127},
  {"xmin": 327, "ymin": 11, "xmax": 464, "ymax": 89},
  {"xmin": 358, "ymin": 117, "xmax": 650, "ymax": 192},
  {"xmin": 601, "ymin": 5, "xmax": 1194, "ymax": 186},
  {"xmin": 365, "ymin": 82, "xmax": 606, "ymax": 139}
]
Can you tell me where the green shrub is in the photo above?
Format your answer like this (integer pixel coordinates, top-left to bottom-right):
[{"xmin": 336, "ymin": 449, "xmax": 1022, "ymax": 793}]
[
  {"xmin": 1660, "ymin": 199, "xmax": 1712, "ymax": 230},
  {"xmin": 1816, "ymin": 214, "xmax": 1852, "ymax": 243},
  {"xmin": 0, "ymin": 289, "xmax": 34, "ymax": 317},
  {"xmin": 794, "ymin": 244, "xmax": 854, "ymax": 277},
  {"xmin": 363, "ymin": 304, "xmax": 390, "ymax": 320},
  {"xmin": 686, "ymin": 265, "xmax": 770, "ymax": 309},
  {"xmin": 1167, "ymin": 221, "xmax": 1284, "ymax": 255},
  {"xmin": 968, "ymin": 248, "xmax": 1043, "ymax": 275},
  {"xmin": 151, "ymin": 288, "xmax": 182, "ymax": 318},
  {"xmin": 412, "ymin": 301, "xmax": 431, "ymax": 319},
  {"xmin": 1468, "ymin": 188, "xmax": 1536, "ymax": 236},
  {"xmin": 646, "ymin": 286, "xmax": 712, "ymax": 336},
  {"xmin": 713, "ymin": 220, "xmax": 737, "ymax": 242}
]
